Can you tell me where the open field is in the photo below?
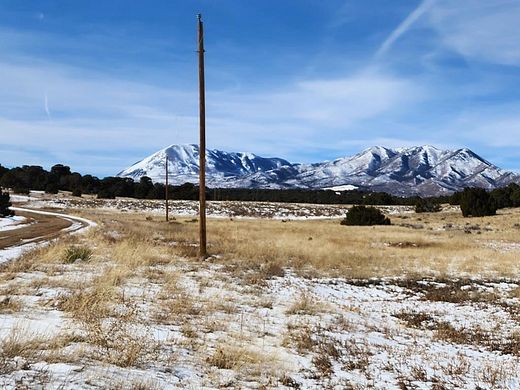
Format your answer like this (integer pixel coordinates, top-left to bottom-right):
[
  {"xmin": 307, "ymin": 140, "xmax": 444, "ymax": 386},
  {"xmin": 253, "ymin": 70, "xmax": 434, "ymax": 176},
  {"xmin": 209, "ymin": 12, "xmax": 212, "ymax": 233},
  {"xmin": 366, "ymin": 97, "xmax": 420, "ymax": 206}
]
[{"xmin": 1, "ymin": 196, "xmax": 520, "ymax": 388}]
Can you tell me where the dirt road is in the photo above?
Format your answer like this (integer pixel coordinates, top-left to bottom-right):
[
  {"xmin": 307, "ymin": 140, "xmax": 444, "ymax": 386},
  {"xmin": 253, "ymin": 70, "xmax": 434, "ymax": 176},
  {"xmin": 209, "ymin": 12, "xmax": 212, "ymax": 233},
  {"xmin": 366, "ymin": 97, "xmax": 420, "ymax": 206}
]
[{"xmin": 0, "ymin": 208, "xmax": 92, "ymax": 250}]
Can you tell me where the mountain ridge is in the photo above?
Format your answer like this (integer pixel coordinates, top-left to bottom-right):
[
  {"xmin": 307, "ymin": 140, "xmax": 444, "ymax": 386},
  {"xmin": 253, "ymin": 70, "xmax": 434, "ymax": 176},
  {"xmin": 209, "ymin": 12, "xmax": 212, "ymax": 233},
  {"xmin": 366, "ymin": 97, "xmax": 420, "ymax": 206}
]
[{"xmin": 117, "ymin": 144, "xmax": 520, "ymax": 196}]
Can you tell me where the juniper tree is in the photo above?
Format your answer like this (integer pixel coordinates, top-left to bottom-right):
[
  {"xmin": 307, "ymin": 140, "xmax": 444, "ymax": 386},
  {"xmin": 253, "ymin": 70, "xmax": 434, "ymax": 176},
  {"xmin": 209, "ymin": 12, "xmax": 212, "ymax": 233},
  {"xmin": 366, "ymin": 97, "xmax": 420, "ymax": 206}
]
[
  {"xmin": 341, "ymin": 205, "xmax": 391, "ymax": 226},
  {"xmin": 0, "ymin": 189, "xmax": 14, "ymax": 217},
  {"xmin": 460, "ymin": 187, "xmax": 497, "ymax": 217}
]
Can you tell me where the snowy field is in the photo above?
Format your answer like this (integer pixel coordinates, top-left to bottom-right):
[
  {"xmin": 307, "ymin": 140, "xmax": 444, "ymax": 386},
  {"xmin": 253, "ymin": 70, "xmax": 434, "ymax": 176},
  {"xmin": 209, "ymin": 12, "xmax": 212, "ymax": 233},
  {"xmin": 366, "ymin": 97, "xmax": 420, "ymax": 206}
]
[
  {"xmin": 11, "ymin": 192, "xmax": 415, "ymax": 220},
  {"xmin": 1, "ymin": 195, "xmax": 520, "ymax": 388},
  {"xmin": 2, "ymin": 256, "xmax": 520, "ymax": 389}
]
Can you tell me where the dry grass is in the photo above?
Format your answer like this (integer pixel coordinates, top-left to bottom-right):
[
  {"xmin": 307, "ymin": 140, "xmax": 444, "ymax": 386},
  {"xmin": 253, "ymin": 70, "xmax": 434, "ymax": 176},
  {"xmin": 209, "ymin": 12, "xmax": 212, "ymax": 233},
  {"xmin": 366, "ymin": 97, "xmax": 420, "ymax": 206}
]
[
  {"xmin": 282, "ymin": 323, "xmax": 317, "ymax": 354},
  {"xmin": 394, "ymin": 311, "xmax": 435, "ymax": 329},
  {"xmin": 0, "ymin": 325, "xmax": 75, "ymax": 375},
  {"xmin": 286, "ymin": 293, "xmax": 323, "ymax": 315},
  {"xmin": 58, "ymin": 284, "xmax": 118, "ymax": 322},
  {"xmin": 0, "ymin": 325, "xmax": 47, "ymax": 361},
  {"xmin": 70, "ymin": 206, "xmax": 520, "ymax": 281},
  {"xmin": 58, "ymin": 286, "xmax": 156, "ymax": 367},
  {"xmin": 0, "ymin": 296, "xmax": 22, "ymax": 313},
  {"xmin": 2, "ymin": 203, "xmax": 520, "ymax": 387},
  {"xmin": 206, "ymin": 343, "xmax": 268, "ymax": 373}
]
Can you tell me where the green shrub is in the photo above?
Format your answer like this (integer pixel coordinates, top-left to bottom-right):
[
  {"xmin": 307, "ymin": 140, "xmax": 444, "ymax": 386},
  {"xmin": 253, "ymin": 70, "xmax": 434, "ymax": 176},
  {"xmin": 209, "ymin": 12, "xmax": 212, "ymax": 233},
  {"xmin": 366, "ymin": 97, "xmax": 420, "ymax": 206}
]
[
  {"xmin": 341, "ymin": 205, "xmax": 391, "ymax": 226},
  {"xmin": 459, "ymin": 188, "xmax": 497, "ymax": 217},
  {"xmin": 62, "ymin": 246, "xmax": 93, "ymax": 263},
  {"xmin": 415, "ymin": 198, "xmax": 441, "ymax": 213}
]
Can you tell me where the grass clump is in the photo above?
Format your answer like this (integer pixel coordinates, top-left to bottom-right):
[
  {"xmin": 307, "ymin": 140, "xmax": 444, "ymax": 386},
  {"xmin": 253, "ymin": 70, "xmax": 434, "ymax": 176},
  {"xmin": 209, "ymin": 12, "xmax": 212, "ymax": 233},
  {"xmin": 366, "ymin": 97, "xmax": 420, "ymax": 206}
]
[
  {"xmin": 62, "ymin": 245, "xmax": 92, "ymax": 263},
  {"xmin": 0, "ymin": 296, "xmax": 22, "ymax": 314},
  {"xmin": 206, "ymin": 345, "xmax": 264, "ymax": 371}
]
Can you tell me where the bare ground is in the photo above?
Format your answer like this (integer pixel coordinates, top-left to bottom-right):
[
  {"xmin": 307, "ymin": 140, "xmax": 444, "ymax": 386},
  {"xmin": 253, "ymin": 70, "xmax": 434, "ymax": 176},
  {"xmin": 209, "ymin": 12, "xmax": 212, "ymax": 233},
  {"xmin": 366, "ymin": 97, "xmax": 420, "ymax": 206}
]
[{"xmin": 0, "ymin": 211, "xmax": 73, "ymax": 250}]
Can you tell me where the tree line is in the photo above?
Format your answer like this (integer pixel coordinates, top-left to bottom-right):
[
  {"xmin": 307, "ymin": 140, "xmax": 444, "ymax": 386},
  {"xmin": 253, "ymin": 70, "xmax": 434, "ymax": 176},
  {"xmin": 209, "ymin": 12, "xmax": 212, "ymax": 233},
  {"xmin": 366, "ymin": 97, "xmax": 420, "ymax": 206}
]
[{"xmin": 1, "ymin": 163, "xmax": 519, "ymax": 212}]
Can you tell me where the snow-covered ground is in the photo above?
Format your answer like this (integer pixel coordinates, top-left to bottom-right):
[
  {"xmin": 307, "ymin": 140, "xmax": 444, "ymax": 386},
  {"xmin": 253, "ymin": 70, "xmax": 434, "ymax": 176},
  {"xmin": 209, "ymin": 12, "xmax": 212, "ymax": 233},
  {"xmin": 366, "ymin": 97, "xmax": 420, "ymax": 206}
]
[
  {"xmin": 1, "ymin": 258, "xmax": 520, "ymax": 389},
  {"xmin": 0, "ymin": 216, "xmax": 28, "ymax": 232},
  {"xmin": 0, "ymin": 208, "xmax": 97, "ymax": 264},
  {"xmin": 14, "ymin": 195, "xmax": 415, "ymax": 220},
  {"xmin": 2, "ymin": 194, "xmax": 518, "ymax": 388}
]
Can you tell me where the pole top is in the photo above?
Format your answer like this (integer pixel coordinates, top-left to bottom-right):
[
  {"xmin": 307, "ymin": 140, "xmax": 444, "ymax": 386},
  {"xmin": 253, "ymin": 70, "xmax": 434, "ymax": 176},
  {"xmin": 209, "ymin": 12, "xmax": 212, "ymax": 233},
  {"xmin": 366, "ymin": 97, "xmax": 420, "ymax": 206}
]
[{"xmin": 197, "ymin": 14, "xmax": 202, "ymax": 22}]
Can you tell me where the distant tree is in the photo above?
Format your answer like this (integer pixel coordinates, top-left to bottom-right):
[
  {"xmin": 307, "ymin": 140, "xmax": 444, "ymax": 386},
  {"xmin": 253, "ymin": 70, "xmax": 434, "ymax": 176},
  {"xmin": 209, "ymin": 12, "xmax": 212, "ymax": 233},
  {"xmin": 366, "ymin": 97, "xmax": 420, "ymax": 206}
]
[
  {"xmin": 71, "ymin": 188, "xmax": 82, "ymax": 197},
  {"xmin": 0, "ymin": 169, "xmax": 24, "ymax": 189},
  {"xmin": 0, "ymin": 165, "xmax": 9, "ymax": 182},
  {"xmin": 449, "ymin": 191, "xmax": 462, "ymax": 205},
  {"xmin": 12, "ymin": 186, "xmax": 30, "ymax": 195},
  {"xmin": 45, "ymin": 182, "xmax": 59, "ymax": 194},
  {"xmin": 491, "ymin": 183, "xmax": 520, "ymax": 209},
  {"xmin": 460, "ymin": 187, "xmax": 497, "ymax": 217},
  {"xmin": 135, "ymin": 176, "xmax": 154, "ymax": 199},
  {"xmin": 341, "ymin": 205, "xmax": 391, "ymax": 226},
  {"xmin": 23, "ymin": 165, "xmax": 48, "ymax": 190},
  {"xmin": 50, "ymin": 164, "xmax": 71, "ymax": 178},
  {"xmin": 81, "ymin": 174, "xmax": 100, "ymax": 194},
  {"xmin": 148, "ymin": 183, "xmax": 165, "ymax": 199},
  {"xmin": 0, "ymin": 189, "xmax": 14, "ymax": 217},
  {"xmin": 62, "ymin": 172, "xmax": 82, "ymax": 192},
  {"xmin": 97, "ymin": 188, "xmax": 115, "ymax": 199},
  {"xmin": 363, "ymin": 192, "xmax": 394, "ymax": 205},
  {"xmin": 174, "ymin": 182, "xmax": 199, "ymax": 200},
  {"xmin": 415, "ymin": 197, "xmax": 441, "ymax": 213}
]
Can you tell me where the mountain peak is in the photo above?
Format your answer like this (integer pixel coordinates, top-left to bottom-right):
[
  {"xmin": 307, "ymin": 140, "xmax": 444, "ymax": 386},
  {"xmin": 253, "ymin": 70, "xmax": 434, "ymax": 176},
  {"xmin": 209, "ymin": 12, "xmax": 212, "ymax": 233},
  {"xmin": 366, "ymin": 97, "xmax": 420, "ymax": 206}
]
[{"xmin": 118, "ymin": 144, "xmax": 519, "ymax": 196}]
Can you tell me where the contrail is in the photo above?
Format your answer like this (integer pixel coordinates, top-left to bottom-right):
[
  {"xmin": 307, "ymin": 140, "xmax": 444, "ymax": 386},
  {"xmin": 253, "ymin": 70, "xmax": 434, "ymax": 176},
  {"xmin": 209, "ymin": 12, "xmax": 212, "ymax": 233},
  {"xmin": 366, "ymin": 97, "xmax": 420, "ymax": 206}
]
[
  {"xmin": 44, "ymin": 93, "xmax": 52, "ymax": 120},
  {"xmin": 375, "ymin": 0, "xmax": 435, "ymax": 59}
]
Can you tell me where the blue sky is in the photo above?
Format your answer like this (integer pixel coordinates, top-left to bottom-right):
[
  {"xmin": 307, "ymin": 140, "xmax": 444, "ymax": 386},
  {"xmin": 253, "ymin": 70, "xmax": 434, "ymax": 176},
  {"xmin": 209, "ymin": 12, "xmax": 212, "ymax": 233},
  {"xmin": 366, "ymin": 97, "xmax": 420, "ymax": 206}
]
[{"xmin": 1, "ymin": 0, "xmax": 520, "ymax": 177}]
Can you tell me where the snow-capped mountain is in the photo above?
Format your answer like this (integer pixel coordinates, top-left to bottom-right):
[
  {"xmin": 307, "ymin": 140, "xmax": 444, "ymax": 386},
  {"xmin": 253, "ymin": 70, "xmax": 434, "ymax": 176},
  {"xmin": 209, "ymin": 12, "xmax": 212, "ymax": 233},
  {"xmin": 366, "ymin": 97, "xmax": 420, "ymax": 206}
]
[
  {"xmin": 117, "ymin": 144, "xmax": 520, "ymax": 196},
  {"xmin": 118, "ymin": 144, "xmax": 291, "ymax": 187}
]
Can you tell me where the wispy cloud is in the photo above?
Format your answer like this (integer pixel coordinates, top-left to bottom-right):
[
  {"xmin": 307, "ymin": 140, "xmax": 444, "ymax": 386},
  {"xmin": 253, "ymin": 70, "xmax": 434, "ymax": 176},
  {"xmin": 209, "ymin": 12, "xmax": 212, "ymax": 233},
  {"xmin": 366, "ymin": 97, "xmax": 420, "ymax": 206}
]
[
  {"xmin": 0, "ymin": 19, "xmax": 426, "ymax": 174},
  {"xmin": 375, "ymin": 0, "xmax": 435, "ymax": 59},
  {"xmin": 44, "ymin": 92, "xmax": 51, "ymax": 120},
  {"xmin": 2, "ymin": 1, "xmax": 520, "ymax": 175},
  {"xmin": 427, "ymin": 0, "xmax": 520, "ymax": 66}
]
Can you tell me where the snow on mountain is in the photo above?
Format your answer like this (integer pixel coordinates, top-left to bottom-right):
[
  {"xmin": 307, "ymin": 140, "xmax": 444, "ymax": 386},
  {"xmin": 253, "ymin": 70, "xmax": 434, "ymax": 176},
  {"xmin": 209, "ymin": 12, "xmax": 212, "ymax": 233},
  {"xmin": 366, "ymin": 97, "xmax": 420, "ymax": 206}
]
[
  {"xmin": 117, "ymin": 144, "xmax": 520, "ymax": 196},
  {"xmin": 117, "ymin": 144, "xmax": 291, "ymax": 187}
]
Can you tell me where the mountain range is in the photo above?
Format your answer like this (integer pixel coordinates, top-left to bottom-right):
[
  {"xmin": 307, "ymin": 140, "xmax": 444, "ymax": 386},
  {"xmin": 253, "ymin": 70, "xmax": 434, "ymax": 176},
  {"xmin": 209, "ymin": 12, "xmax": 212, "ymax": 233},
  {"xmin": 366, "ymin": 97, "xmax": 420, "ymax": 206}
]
[{"xmin": 117, "ymin": 144, "xmax": 520, "ymax": 196}]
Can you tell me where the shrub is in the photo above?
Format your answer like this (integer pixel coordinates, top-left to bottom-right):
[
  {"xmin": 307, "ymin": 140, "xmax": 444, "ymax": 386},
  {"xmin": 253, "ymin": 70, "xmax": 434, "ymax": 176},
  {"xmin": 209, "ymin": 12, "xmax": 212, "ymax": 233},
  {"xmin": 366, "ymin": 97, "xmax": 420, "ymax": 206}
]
[
  {"xmin": 415, "ymin": 198, "xmax": 441, "ymax": 213},
  {"xmin": 62, "ymin": 245, "xmax": 93, "ymax": 263},
  {"xmin": 0, "ymin": 189, "xmax": 14, "ymax": 217},
  {"xmin": 12, "ymin": 187, "xmax": 29, "ymax": 195},
  {"xmin": 71, "ymin": 188, "xmax": 82, "ymax": 197},
  {"xmin": 97, "ymin": 189, "xmax": 115, "ymax": 199},
  {"xmin": 341, "ymin": 205, "xmax": 391, "ymax": 226},
  {"xmin": 45, "ymin": 183, "xmax": 59, "ymax": 194},
  {"xmin": 459, "ymin": 188, "xmax": 497, "ymax": 217}
]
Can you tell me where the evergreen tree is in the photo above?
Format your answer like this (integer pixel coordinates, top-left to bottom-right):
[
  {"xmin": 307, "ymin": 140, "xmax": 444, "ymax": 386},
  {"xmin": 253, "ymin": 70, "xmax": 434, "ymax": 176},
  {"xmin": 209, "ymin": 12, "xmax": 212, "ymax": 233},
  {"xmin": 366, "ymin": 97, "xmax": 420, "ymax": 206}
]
[
  {"xmin": 415, "ymin": 197, "xmax": 441, "ymax": 213},
  {"xmin": 45, "ymin": 182, "xmax": 59, "ymax": 194},
  {"xmin": 71, "ymin": 187, "xmax": 82, "ymax": 197},
  {"xmin": 0, "ymin": 189, "xmax": 14, "ymax": 217},
  {"xmin": 341, "ymin": 205, "xmax": 391, "ymax": 226},
  {"xmin": 460, "ymin": 187, "xmax": 497, "ymax": 217}
]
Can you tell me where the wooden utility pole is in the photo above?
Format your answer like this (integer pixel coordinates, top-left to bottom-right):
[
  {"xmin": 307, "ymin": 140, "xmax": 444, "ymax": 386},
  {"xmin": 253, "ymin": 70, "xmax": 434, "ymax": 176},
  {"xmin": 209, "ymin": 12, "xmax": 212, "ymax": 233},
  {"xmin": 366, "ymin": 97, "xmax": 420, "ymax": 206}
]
[
  {"xmin": 197, "ymin": 14, "xmax": 207, "ymax": 259},
  {"xmin": 165, "ymin": 155, "xmax": 169, "ymax": 222}
]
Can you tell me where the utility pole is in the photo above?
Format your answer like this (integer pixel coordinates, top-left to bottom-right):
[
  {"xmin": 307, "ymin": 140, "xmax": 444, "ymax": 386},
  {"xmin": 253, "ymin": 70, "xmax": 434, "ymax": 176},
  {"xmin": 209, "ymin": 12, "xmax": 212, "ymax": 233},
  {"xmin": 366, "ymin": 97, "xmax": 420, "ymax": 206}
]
[
  {"xmin": 165, "ymin": 155, "xmax": 169, "ymax": 222},
  {"xmin": 197, "ymin": 14, "xmax": 207, "ymax": 259}
]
